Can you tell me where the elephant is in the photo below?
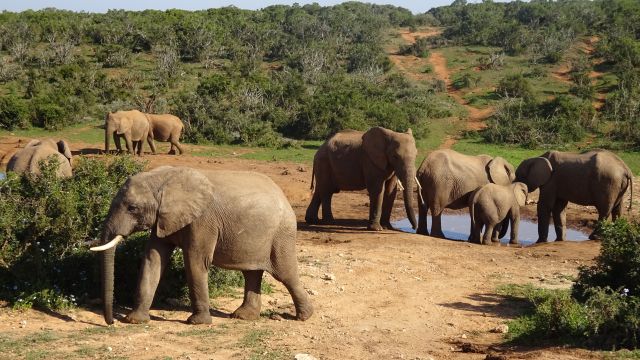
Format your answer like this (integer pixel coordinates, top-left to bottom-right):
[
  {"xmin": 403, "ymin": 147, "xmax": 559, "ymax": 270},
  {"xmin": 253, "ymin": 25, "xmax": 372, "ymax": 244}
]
[
  {"xmin": 6, "ymin": 138, "xmax": 72, "ymax": 177},
  {"xmin": 515, "ymin": 150, "xmax": 634, "ymax": 242},
  {"xmin": 104, "ymin": 110, "xmax": 150, "ymax": 155},
  {"xmin": 90, "ymin": 166, "xmax": 313, "ymax": 325},
  {"xmin": 469, "ymin": 182, "xmax": 528, "ymax": 245},
  {"xmin": 416, "ymin": 149, "xmax": 515, "ymax": 238},
  {"xmin": 304, "ymin": 127, "xmax": 418, "ymax": 231},
  {"xmin": 144, "ymin": 113, "xmax": 185, "ymax": 155}
]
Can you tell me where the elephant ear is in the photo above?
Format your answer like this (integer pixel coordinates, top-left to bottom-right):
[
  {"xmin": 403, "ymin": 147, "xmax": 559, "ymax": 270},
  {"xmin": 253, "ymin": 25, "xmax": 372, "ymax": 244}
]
[
  {"xmin": 513, "ymin": 182, "xmax": 528, "ymax": 207},
  {"xmin": 115, "ymin": 116, "xmax": 132, "ymax": 135},
  {"xmin": 487, "ymin": 156, "xmax": 512, "ymax": 186},
  {"xmin": 362, "ymin": 127, "xmax": 389, "ymax": 171},
  {"xmin": 56, "ymin": 140, "xmax": 72, "ymax": 161},
  {"xmin": 526, "ymin": 157, "xmax": 553, "ymax": 190},
  {"xmin": 156, "ymin": 168, "xmax": 215, "ymax": 238}
]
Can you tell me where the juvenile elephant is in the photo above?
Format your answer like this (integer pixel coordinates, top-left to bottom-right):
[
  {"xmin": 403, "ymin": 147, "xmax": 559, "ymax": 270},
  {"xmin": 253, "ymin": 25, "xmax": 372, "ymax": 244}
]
[
  {"xmin": 305, "ymin": 127, "xmax": 418, "ymax": 231},
  {"xmin": 516, "ymin": 150, "xmax": 633, "ymax": 242},
  {"xmin": 104, "ymin": 110, "xmax": 150, "ymax": 155},
  {"xmin": 144, "ymin": 113, "xmax": 185, "ymax": 155},
  {"xmin": 90, "ymin": 166, "xmax": 313, "ymax": 325},
  {"xmin": 7, "ymin": 138, "xmax": 72, "ymax": 177},
  {"xmin": 469, "ymin": 182, "xmax": 528, "ymax": 245},
  {"xmin": 416, "ymin": 149, "xmax": 515, "ymax": 238}
]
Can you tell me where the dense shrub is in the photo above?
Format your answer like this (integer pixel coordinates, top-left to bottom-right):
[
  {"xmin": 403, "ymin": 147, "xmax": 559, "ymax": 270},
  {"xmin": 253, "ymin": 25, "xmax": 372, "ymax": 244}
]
[
  {"xmin": 96, "ymin": 44, "xmax": 133, "ymax": 68},
  {"xmin": 0, "ymin": 156, "xmax": 250, "ymax": 311},
  {"xmin": 496, "ymin": 73, "xmax": 533, "ymax": 99},
  {"xmin": 398, "ymin": 36, "xmax": 431, "ymax": 58},
  {"xmin": 504, "ymin": 220, "xmax": 640, "ymax": 349},
  {"xmin": 0, "ymin": 93, "xmax": 28, "ymax": 130}
]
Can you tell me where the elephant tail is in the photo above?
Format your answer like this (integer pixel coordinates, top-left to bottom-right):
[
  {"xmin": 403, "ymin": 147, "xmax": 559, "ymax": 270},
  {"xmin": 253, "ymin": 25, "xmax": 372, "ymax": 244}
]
[
  {"xmin": 628, "ymin": 173, "xmax": 634, "ymax": 212},
  {"xmin": 310, "ymin": 166, "xmax": 315, "ymax": 192}
]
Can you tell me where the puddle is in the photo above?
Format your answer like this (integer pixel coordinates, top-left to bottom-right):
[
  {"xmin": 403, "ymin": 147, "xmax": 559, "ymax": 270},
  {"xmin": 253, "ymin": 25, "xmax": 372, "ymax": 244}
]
[
  {"xmin": 393, "ymin": 213, "xmax": 589, "ymax": 246},
  {"xmin": 0, "ymin": 172, "xmax": 5, "ymax": 181}
]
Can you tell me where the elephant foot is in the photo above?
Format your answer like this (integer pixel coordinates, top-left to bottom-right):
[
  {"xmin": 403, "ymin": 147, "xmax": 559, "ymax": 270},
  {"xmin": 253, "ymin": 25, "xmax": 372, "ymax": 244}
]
[
  {"xmin": 555, "ymin": 238, "xmax": 566, "ymax": 242},
  {"xmin": 231, "ymin": 305, "xmax": 260, "ymax": 320},
  {"xmin": 416, "ymin": 226, "xmax": 429, "ymax": 236},
  {"xmin": 536, "ymin": 238, "xmax": 550, "ymax": 243},
  {"xmin": 367, "ymin": 223, "xmax": 384, "ymax": 231},
  {"xmin": 431, "ymin": 231, "xmax": 446, "ymax": 239},
  {"xmin": 295, "ymin": 302, "xmax": 314, "ymax": 321},
  {"xmin": 124, "ymin": 310, "xmax": 150, "ymax": 324},
  {"xmin": 381, "ymin": 222, "xmax": 395, "ymax": 231},
  {"xmin": 305, "ymin": 216, "xmax": 320, "ymax": 225},
  {"xmin": 187, "ymin": 311, "xmax": 212, "ymax": 325}
]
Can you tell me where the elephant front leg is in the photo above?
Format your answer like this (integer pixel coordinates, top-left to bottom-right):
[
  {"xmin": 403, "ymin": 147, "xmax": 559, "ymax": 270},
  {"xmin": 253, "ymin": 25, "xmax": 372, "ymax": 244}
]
[
  {"xmin": 536, "ymin": 201, "xmax": 552, "ymax": 243},
  {"xmin": 510, "ymin": 213, "xmax": 520, "ymax": 245},
  {"xmin": 184, "ymin": 251, "xmax": 213, "ymax": 325},
  {"xmin": 380, "ymin": 176, "xmax": 398, "ymax": 230},
  {"xmin": 125, "ymin": 241, "xmax": 175, "ymax": 324},
  {"xmin": 231, "ymin": 270, "xmax": 263, "ymax": 320},
  {"xmin": 552, "ymin": 199, "xmax": 568, "ymax": 241},
  {"xmin": 147, "ymin": 135, "xmax": 157, "ymax": 155},
  {"xmin": 124, "ymin": 134, "xmax": 134, "ymax": 155},
  {"xmin": 417, "ymin": 200, "xmax": 429, "ymax": 235},
  {"xmin": 366, "ymin": 180, "xmax": 385, "ymax": 231},
  {"xmin": 114, "ymin": 134, "xmax": 123, "ymax": 153},
  {"xmin": 482, "ymin": 224, "xmax": 495, "ymax": 245}
]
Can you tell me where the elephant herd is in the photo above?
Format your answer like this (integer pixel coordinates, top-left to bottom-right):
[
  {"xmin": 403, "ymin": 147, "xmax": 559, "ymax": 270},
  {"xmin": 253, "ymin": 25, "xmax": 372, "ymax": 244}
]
[
  {"xmin": 306, "ymin": 127, "xmax": 634, "ymax": 245},
  {"xmin": 5, "ymin": 125, "xmax": 634, "ymax": 327},
  {"xmin": 6, "ymin": 110, "xmax": 185, "ymax": 178}
]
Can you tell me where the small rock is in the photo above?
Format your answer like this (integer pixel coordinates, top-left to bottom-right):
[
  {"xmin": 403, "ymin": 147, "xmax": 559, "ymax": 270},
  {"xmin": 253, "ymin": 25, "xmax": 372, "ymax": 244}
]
[
  {"xmin": 307, "ymin": 289, "xmax": 318, "ymax": 295},
  {"xmin": 281, "ymin": 169, "xmax": 290, "ymax": 175},
  {"xmin": 145, "ymin": 347, "xmax": 149, "ymax": 351},
  {"xmin": 491, "ymin": 324, "xmax": 509, "ymax": 334},
  {"xmin": 322, "ymin": 273, "xmax": 335, "ymax": 281},
  {"xmin": 297, "ymin": 166, "xmax": 307, "ymax": 172},
  {"xmin": 19, "ymin": 320, "xmax": 26, "ymax": 328},
  {"xmin": 106, "ymin": 347, "xmax": 112, "ymax": 352},
  {"xmin": 461, "ymin": 333, "xmax": 468, "ymax": 339},
  {"xmin": 485, "ymin": 354, "xmax": 508, "ymax": 360},
  {"xmin": 460, "ymin": 342, "xmax": 483, "ymax": 353},
  {"xmin": 294, "ymin": 353, "xmax": 318, "ymax": 360}
]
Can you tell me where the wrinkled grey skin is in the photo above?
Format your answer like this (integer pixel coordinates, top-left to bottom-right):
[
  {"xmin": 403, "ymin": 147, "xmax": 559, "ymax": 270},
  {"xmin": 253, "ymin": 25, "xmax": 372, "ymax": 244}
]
[
  {"xmin": 305, "ymin": 127, "xmax": 418, "ymax": 231},
  {"xmin": 7, "ymin": 138, "xmax": 72, "ymax": 177},
  {"xmin": 104, "ymin": 110, "xmax": 150, "ymax": 155},
  {"xmin": 144, "ymin": 113, "xmax": 185, "ymax": 155},
  {"xmin": 416, "ymin": 149, "xmax": 515, "ymax": 238},
  {"xmin": 469, "ymin": 182, "xmax": 528, "ymax": 245},
  {"xmin": 98, "ymin": 166, "xmax": 313, "ymax": 325},
  {"xmin": 516, "ymin": 150, "xmax": 634, "ymax": 242}
]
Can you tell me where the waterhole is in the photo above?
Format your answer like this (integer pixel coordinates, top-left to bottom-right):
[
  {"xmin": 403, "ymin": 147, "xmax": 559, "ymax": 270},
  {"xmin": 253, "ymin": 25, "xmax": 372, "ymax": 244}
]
[
  {"xmin": 0, "ymin": 172, "xmax": 5, "ymax": 180},
  {"xmin": 393, "ymin": 213, "xmax": 589, "ymax": 246}
]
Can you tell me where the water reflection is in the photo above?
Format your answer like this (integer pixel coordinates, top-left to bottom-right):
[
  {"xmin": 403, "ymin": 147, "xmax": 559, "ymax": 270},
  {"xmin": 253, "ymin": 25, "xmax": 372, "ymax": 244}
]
[
  {"xmin": 393, "ymin": 213, "xmax": 589, "ymax": 246},
  {"xmin": 0, "ymin": 172, "xmax": 5, "ymax": 181}
]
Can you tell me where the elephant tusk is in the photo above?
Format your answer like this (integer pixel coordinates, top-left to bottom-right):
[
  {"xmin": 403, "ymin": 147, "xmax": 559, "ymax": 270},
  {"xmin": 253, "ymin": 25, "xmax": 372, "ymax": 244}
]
[
  {"xmin": 90, "ymin": 235, "xmax": 124, "ymax": 252},
  {"xmin": 396, "ymin": 178, "xmax": 405, "ymax": 191},
  {"xmin": 415, "ymin": 176, "xmax": 425, "ymax": 206}
]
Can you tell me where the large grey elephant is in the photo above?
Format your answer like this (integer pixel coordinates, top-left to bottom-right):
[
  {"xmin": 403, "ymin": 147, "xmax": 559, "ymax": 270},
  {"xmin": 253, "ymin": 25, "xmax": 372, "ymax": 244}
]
[
  {"xmin": 90, "ymin": 166, "xmax": 313, "ymax": 325},
  {"xmin": 416, "ymin": 149, "xmax": 515, "ymax": 238},
  {"xmin": 104, "ymin": 110, "xmax": 150, "ymax": 155},
  {"xmin": 7, "ymin": 138, "xmax": 72, "ymax": 177},
  {"xmin": 516, "ymin": 150, "xmax": 633, "ymax": 242},
  {"xmin": 469, "ymin": 182, "xmax": 528, "ymax": 245},
  {"xmin": 144, "ymin": 113, "xmax": 185, "ymax": 155},
  {"xmin": 304, "ymin": 127, "xmax": 418, "ymax": 231}
]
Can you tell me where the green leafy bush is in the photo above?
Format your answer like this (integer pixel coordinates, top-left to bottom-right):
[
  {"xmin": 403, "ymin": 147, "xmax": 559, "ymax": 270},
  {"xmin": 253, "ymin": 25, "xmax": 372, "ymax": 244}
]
[
  {"xmin": 503, "ymin": 220, "xmax": 640, "ymax": 349},
  {"xmin": 96, "ymin": 44, "xmax": 133, "ymax": 68},
  {"xmin": 398, "ymin": 36, "xmax": 430, "ymax": 58},
  {"xmin": 496, "ymin": 73, "xmax": 533, "ymax": 99},
  {"xmin": 0, "ymin": 93, "xmax": 28, "ymax": 130}
]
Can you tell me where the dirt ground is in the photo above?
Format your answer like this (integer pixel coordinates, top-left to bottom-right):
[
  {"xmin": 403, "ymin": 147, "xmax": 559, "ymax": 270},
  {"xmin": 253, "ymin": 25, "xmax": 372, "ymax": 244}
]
[{"xmin": 1, "ymin": 137, "xmax": 637, "ymax": 359}]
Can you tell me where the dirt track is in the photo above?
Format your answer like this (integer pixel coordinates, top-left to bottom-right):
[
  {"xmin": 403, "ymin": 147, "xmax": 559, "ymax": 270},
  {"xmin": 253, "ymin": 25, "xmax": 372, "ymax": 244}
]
[{"xmin": 0, "ymin": 137, "xmax": 627, "ymax": 359}]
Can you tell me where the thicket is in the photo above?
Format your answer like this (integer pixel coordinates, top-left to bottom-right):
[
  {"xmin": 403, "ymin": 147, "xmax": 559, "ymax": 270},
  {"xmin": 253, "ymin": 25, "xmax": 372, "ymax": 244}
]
[
  {"xmin": 0, "ymin": 156, "xmax": 248, "ymax": 311},
  {"xmin": 503, "ymin": 220, "xmax": 640, "ymax": 350},
  {"xmin": 0, "ymin": 4, "xmax": 439, "ymax": 145}
]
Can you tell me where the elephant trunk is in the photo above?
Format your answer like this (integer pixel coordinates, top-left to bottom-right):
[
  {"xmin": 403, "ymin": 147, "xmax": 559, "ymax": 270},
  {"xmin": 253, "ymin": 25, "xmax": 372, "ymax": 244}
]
[
  {"xmin": 398, "ymin": 169, "xmax": 417, "ymax": 229},
  {"xmin": 101, "ymin": 244, "xmax": 115, "ymax": 325}
]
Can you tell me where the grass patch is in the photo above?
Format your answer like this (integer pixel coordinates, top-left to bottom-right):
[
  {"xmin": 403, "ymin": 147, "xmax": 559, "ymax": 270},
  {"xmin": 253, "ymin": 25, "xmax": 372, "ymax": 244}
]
[
  {"xmin": 239, "ymin": 329, "xmax": 287, "ymax": 360},
  {"xmin": 175, "ymin": 326, "xmax": 225, "ymax": 337}
]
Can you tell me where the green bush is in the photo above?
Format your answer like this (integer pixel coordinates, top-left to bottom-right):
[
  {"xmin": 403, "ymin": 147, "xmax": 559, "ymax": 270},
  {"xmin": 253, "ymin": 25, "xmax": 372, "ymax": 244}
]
[
  {"xmin": 503, "ymin": 220, "xmax": 640, "ymax": 350},
  {"xmin": 398, "ymin": 36, "xmax": 430, "ymax": 58},
  {"xmin": 96, "ymin": 44, "xmax": 133, "ymax": 68},
  {"xmin": 0, "ymin": 94, "xmax": 28, "ymax": 130},
  {"xmin": 496, "ymin": 73, "xmax": 533, "ymax": 99}
]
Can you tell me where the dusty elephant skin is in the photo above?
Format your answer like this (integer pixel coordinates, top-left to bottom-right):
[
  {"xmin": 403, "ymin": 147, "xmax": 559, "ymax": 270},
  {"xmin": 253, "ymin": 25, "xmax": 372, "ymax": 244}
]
[
  {"xmin": 93, "ymin": 166, "xmax": 313, "ymax": 325},
  {"xmin": 305, "ymin": 127, "xmax": 418, "ymax": 231},
  {"xmin": 469, "ymin": 182, "xmax": 528, "ymax": 245},
  {"xmin": 516, "ymin": 150, "xmax": 634, "ymax": 242},
  {"xmin": 144, "ymin": 113, "xmax": 185, "ymax": 155},
  {"xmin": 416, "ymin": 149, "xmax": 515, "ymax": 238},
  {"xmin": 104, "ymin": 110, "xmax": 150, "ymax": 155},
  {"xmin": 6, "ymin": 138, "xmax": 72, "ymax": 177}
]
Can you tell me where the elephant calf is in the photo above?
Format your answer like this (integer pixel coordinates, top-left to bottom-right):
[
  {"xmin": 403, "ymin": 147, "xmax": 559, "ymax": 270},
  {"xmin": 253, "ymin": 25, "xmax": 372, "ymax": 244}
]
[
  {"xmin": 91, "ymin": 166, "xmax": 313, "ymax": 325},
  {"xmin": 469, "ymin": 182, "xmax": 528, "ymax": 245},
  {"xmin": 144, "ymin": 113, "xmax": 185, "ymax": 155},
  {"xmin": 7, "ymin": 138, "xmax": 72, "ymax": 177},
  {"xmin": 104, "ymin": 110, "xmax": 149, "ymax": 155}
]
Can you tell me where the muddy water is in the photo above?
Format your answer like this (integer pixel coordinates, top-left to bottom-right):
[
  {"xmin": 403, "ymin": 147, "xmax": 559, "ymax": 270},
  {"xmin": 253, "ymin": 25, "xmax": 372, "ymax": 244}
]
[{"xmin": 393, "ymin": 213, "xmax": 589, "ymax": 246}]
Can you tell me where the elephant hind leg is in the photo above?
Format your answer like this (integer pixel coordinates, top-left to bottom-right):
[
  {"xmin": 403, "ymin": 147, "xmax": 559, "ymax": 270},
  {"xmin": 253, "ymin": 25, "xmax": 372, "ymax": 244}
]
[
  {"xmin": 380, "ymin": 175, "xmax": 398, "ymax": 230},
  {"xmin": 417, "ymin": 196, "xmax": 429, "ymax": 235},
  {"xmin": 305, "ymin": 190, "xmax": 322, "ymax": 224},
  {"xmin": 231, "ymin": 270, "xmax": 263, "ymax": 320}
]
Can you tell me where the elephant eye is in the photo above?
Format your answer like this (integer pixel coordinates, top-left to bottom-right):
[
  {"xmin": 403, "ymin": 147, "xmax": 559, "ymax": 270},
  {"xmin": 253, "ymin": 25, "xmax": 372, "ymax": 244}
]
[{"xmin": 127, "ymin": 205, "xmax": 138, "ymax": 212}]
